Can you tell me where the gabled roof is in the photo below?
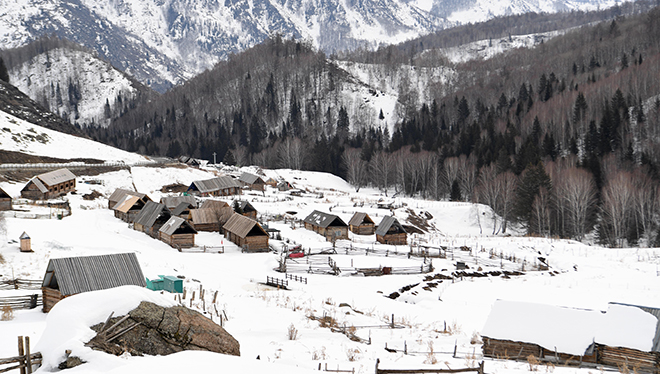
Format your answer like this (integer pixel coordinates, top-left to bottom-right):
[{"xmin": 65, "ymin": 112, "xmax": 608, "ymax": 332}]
[
  {"xmin": 200, "ymin": 200, "xmax": 230, "ymax": 210},
  {"xmin": 171, "ymin": 202, "xmax": 195, "ymax": 216},
  {"xmin": 223, "ymin": 213, "xmax": 267, "ymax": 238},
  {"xmin": 160, "ymin": 195, "xmax": 197, "ymax": 210},
  {"xmin": 24, "ymin": 177, "xmax": 48, "ymax": 193},
  {"xmin": 20, "ymin": 232, "xmax": 30, "ymax": 240},
  {"xmin": 159, "ymin": 216, "xmax": 197, "ymax": 236},
  {"xmin": 189, "ymin": 176, "xmax": 241, "ymax": 193},
  {"xmin": 239, "ymin": 172, "xmax": 264, "ymax": 185},
  {"xmin": 236, "ymin": 200, "xmax": 256, "ymax": 213},
  {"xmin": 134, "ymin": 201, "xmax": 171, "ymax": 228},
  {"xmin": 42, "ymin": 253, "xmax": 146, "ymax": 296},
  {"xmin": 303, "ymin": 210, "xmax": 347, "ymax": 228},
  {"xmin": 597, "ymin": 302, "xmax": 660, "ymax": 352},
  {"xmin": 482, "ymin": 300, "xmax": 603, "ymax": 356},
  {"xmin": 375, "ymin": 216, "xmax": 406, "ymax": 236},
  {"xmin": 108, "ymin": 188, "xmax": 150, "ymax": 205},
  {"xmin": 190, "ymin": 207, "xmax": 233, "ymax": 225},
  {"xmin": 112, "ymin": 195, "xmax": 141, "ymax": 213},
  {"xmin": 348, "ymin": 212, "xmax": 374, "ymax": 226},
  {"xmin": 0, "ymin": 187, "xmax": 10, "ymax": 198},
  {"xmin": 35, "ymin": 168, "xmax": 76, "ymax": 186}
]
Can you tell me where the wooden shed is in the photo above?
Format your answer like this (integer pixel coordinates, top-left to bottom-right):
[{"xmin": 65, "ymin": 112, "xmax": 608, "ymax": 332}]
[
  {"xmin": 19, "ymin": 232, "xmax": 31, "ymax": 252},
  {"xmin": 234, "ymin": 200, "xmax": 257, "ymax": 220},
  {"xmin": 223, "ymin": 213, "xmax": 269, "ymax": 252},
  {"xmin": 189, "ymin": 207, "xmax": 233, "ymax": 232},
  {"xmin": 41, "ymin": 253, "xmax": 146, "ymax": 312},
  {"xmin": 200, "ymin": 199, "xmax": 230, "ymax": 210},
  {"xmin": 160, "ymin": 195, "xmax": 197, "ymax": 211},
  {"xmin": 112, "ymin": 194, "xmax": 147, "ymax": 223},
  {"xmin": 0, "ymin": 187, "xmax": 11, "ymax": 210},
  {"xmin": 303, "ymin": 210, "xmax": 349, "ymax": 241},
  {"xmin": 159, "ymin": 216, "xmax": 197, "ymax": 248},
  {"xmin": 21, "ymin": 168, "xmax": 76, "ymax": 200},
  {"xmin": 107, "ymin": 188, "xmax": 151, "ymax": 210},
  {"xmin": 171, "ymin": 202, "xmax": 196, "ymax": 217},
  {"xmin": 348, "ymin": 212, "xmax": 375, "ymax": 235},
  {"xmin": 482, "ymin": 300, "xmax": 601, "ymax": 364},
  {"xmin": 133, "ymin": 201, "xmax": 172, "ymax": 238},
  {"xmin": 187, "ymin": 176, "xmax": 242, "ymax": 197},
  {"xmin": 239, "ymin": 172, "xmax": 266, "ymax": 191},
  {"xmin": 376, "ymin": 216, "xmax": 407, "ymax": 245}
]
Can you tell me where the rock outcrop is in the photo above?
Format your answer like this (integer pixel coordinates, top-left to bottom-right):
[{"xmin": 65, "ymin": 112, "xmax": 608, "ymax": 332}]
[{"xmin": 86, "ymin": 301, "xmax": 240, "ymax": 357}]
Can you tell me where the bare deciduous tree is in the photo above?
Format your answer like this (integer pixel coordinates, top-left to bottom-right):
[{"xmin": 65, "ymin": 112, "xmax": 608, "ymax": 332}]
[
  {"xmin": 342, "ymin": 148, "xmax": 367, "ymax": 192},
  {"xmin": 555, "ymin": 167, "xmax": 598, "ymax": 240},
  {"xmin": 600, "ymin": 171, "xmax": 634, "ymax": 247},
  {"xmin": 370, "ymin": 152, "xmax": 393, "ymax": 196}
]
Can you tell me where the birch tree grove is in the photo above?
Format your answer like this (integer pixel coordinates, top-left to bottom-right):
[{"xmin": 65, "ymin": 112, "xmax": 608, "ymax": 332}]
[
  {"xmin": 600, "ymin": 171, "xmax": 634, "ymax": 247},
  {"xmin": 555, "ymin": 167, "xmax": 598, "ymax": 240}
]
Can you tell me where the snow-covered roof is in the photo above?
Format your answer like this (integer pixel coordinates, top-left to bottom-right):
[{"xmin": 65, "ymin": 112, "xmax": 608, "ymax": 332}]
[
  {"xmin": 481, "ymin": 300, "xmax": 603, "ymax": 356},
  {"xmin": 596, "ymin": 303, "xmax": 660, "ymax": 352},
  {"xmin": 36, "ymin": 168, "xmax": 76, "ymax": 186},
  {"xmin": 303, "ymin": 210, "xmax": 347, "ymax": 229},
  {"xmin": 159, "ymin": 216, "xmax": 197, "ymax": 236}
]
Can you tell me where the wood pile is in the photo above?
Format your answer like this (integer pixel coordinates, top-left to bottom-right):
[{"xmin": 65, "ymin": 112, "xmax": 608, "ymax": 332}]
[{"xmin": 598, "ymin": 345, "xmax": 660, "ymax": 373}]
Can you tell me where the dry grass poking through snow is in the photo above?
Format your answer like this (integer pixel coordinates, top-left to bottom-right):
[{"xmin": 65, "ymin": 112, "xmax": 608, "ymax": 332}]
[{"xmin": 1, "ymin": 305, "xmax": 14, "ymax": 321}]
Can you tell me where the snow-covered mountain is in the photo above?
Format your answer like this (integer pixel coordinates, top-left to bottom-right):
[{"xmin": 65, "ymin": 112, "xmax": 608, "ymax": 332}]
[
  {"xmin": 7, "ymin": 46, "xmax": 152, "ymax": 128},
  {"xmin": 0, "ymin": 0, "xmax": 616, "ymax": 91}
]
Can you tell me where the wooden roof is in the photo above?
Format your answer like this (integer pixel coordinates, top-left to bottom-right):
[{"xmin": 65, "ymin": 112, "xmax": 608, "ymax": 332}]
[
  {"xmin": 189, "ymin": 176, "xmax": 241, "ymax": 193},
  {"xmin": 190, "ymin": 207, "xmax": 233, "ymax": 225},
  {"xmin": 236, "ymin": 200, "xmax": 256, "ymax": 213},
  {"xmin": 171, "ymin": 202, "xmax": 195, "ymax": 216},
  {"xmin": 375, "ymin": 216, "xmax": 406, "ymax": 236},
  {"xmin": 134, "ymin": 201, "xmax": 171, "ymax": 227},
  {"xmin": 159, "ymin": 216, "xmax": 197, "ymax": 236},
  {"xmin": 35, "ymin": 168, "xmax": 76, "ymax": 186},
  {"xmin": 239, "ymin": 172, "xmax": 264, "ymax": 185},
  {"xmin": 108, "ymin": 188, "xmax": 150, "ymax": 205},
  {"xmin": 200, "ymin": 199, "xmax": 230, "ymax": 210},
  {"xmin": 112, "ymin": 195, "xmax": 142, "ymax": 213},
  {"xmin": 223, "ymin": 213, "xmax": 267, "ymax": 238},
  {"xmin": 0, "ymin": 187, "xmax": 10, "ymax": 198},
  {"xmin": 42, "ymin": 253, "xmax": 146, "ymax": 296},
  {"xmin": 160, "ymin": 195, "xmax": 196, "ymax": 210},
  {"xmin": 348, "ymin": 212, "xmax": 374, "ymax": 226},
  {"xmin": 303, "ymin": 210, "xmax": 347, "ymax": 228}
]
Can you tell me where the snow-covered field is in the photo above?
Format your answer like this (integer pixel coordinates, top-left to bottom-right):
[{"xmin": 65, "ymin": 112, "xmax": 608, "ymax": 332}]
[{"xmin": 0, "ymin": 162, "xmax": 659, "ymax": 374}]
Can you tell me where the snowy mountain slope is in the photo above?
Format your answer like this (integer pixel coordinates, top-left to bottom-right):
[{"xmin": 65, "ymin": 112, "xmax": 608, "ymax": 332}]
[
  {"xmin": 7, "ymin": 47, "xmax": 144, "ymax": 128},
  {"xmin": 0, "ymin": 0, "xmax": 618, "ymax": 91},
  {"xmin": 0, "ymin": 109, "xmax": 151, "ymax": 163}
]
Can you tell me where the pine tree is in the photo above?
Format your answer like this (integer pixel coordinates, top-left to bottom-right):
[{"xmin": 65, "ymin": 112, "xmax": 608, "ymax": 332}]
[
  {"xmin": 514, "ymin": 163, "xmax": 552, "ymax": 233},
  {"xmin": 0, "ymin": 57, "xmax": 8, "ymax": 83},
  {"xmin": 450, "ymin": 180, "xmax": 462, "ymax": 201}
]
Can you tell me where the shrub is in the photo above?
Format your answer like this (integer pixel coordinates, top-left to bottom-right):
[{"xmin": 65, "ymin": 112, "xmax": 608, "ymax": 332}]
[
  {"xmin": 1, "ymin": 305, "xmax": 14, "ymax": 321},
  {"xmin": 287, "ymin": 323, "xmax": 298, "ymax": 340}
]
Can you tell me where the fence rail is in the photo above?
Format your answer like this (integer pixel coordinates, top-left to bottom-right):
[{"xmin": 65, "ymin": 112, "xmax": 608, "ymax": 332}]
[
  {"xmin": 375, "ymin": 359, "xmax": 484, "ymax": 374},
  {"xmin": 0, "ymin": 295, "xmax": 42, "ymax": 310},
  {"xmin": 0, "ymin": 279, "xmax": 41, "ymax": 290},
  {"xmin": 266, "ymin": 276, "xmax": 288, "ymax": 289},
  {"xmin": 0, "ymin": 337, "xmax": 41, "ymax": 374},
  {"xmin": 0, "ymin": 161, "xmax": 159, "ymax": 170}
]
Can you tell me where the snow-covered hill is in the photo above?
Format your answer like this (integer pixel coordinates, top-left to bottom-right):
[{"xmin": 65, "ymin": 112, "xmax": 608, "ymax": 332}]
[
  {"xmin": 0, "ymin": 109, "xmax": 151, "ymax": 163},
  {"xmin": 8, "ymin": 47, "xmax": 143, "ymax": 128},
  {"xmin": 0, "ymin": 0, "xmax": 617, "ymax": 91}
]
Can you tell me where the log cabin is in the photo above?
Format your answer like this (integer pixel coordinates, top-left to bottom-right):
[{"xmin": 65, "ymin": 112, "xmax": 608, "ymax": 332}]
[
  {"xmin": 107, "ymin": 188, "xmax": 151, "ymax": 209},
  {"xmin": 0, "ymin": 187, "xmax": 11, "ymax": 210},
  {"xmin": 223, "ymin": 213, "xmax": 269, "ymax": 252},
  {"xmin": 187, "ymin": 176, "xmax": 242, "ymax": 197},
  {"xmin": 41, "ymin": 253, "xmax": 146, "ymax": 312},
  {"xmin": 159, "ymin": 216, "xmax": 197, "ymax": 248},
  {"xmin": 133, "ymin": 201, "xmax": 172, "ymax": 238},
  {"xmin": 375, "ymin": 216, "xmax": 407, "ymax": 245},
  {"xmin": 234, "ymin": 200, "xmax": 257, "ymax": 220},
  {"xmin": 189, "ymin": 206, "xmax": 234, "ymax": 232},
  {"xmin": 303, "ymin": 210, "xmax": 349, "ymax": 241},
  {"xmin": 239, "ymin": 172, "xmax": 266, "ymax": 191},
  {"xmin": 21, "ymin": 168, "xmax": 76, "ymax": 200},
  {"xmin": 160, "ymin": 195, "xmax": 197, "ymax": 211},
  {"xmin": 348, "ymin": 212, "xmax": 375, "ymax": 235},
  {"xmin": 113, "ymin": 194, "xmax": 147, "ymax": 223}
]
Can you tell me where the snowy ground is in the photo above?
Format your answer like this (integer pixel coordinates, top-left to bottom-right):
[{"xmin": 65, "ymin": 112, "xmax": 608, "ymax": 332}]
[{"xmin": 0, "ymin": 164, "xmax": 659, "ymax": 374}]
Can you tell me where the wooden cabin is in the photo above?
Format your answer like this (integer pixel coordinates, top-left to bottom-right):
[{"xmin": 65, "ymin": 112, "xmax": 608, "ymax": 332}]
[
  {"xmin": 160, "ymin": 195, "xmax": 197, "ymax": 211},
  {"xmin": 41, "ymin": 253, "xmax": 146, "ymax": 312},
  {"xmin": 189, "ymin": 207, "xmax": 233, "ymax": 232},
  {"xmin": 0, "ymin": 187, "xmax": 11, "ymax": 210},
  {"xmin": 348, "ymin": 212, "xmax": 375, "ymax": 235},
  {"xmin": 200, "ymin": 199, "xmax": 230, "ymax": 210},
  {"xmin": 239, "ymin": 172, "xmax": 266, "ymax": 191},
  {"xmin": 482, "ymin": 300, "xmax": 601, "ymax": 364},
  {"xmin": 234, "ymin": 200, "xmax": 257, "ymax": 220},
  {"xmin": 376, "ymin": 216, "xmax": 407, "ymax": 245},
  {"xmin": 303, "ymin": 210, "xmax": 349, "ymax": 241},
  {"xmin": 265, "ymin": 178, "xmax": 278, "ymax": 187},
  {"xmin": 223, "ymin": 213, "xmax": 269, "ymax": 252},
  {"xmin": 21, "ymin": 168, "xmax": 76, "ymax": 200},
  {"xmin": 133, "ymin": 201, "xmax": 172, "ymax": 238},
  {"xmin": 107, "ymin": 188, "xmax": 151, "ymax": 210},
  {"xmin": 159, "ymin": 216, "xmax": 197, "ymax": 248},
  {"xmin": 171, "ymin": 202, "xmax": 195, "ymax": 217},
  {"xmin": 19, "ymin": 232, "xmax": 31, "ymax": 252},
  {"xmin": 187, "ymin": 176, "xmax": 242, "ymax": 197},
  {"xmin": 277, "ymin": 181, "xmax": 292, "ymax": 191},
  {"xmin": 112, "ymin": 194, "xmax": 147, "ymax": 223}
]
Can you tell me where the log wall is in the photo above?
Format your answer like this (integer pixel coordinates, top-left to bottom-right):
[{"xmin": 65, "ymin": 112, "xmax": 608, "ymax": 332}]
[
  {"xmin": 377, "ymin": 233, "xmax": 407, "ymax": 245},
  {"xmin": 598, "ymin": 345, "xmax": 659, "ymax": 373},
  {"xmin": 350, "ymin": 224, "xmax": 375, "ymax": 235},
  {"xmin": 42, "ymin": 287, "xmax": 64, "ymax": 313}
]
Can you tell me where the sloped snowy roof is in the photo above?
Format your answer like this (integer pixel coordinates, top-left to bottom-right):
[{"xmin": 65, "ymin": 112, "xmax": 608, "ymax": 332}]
[
  {"xmin": 159, "ymin": 216, "xmax": 197, "ymax": 236},
  {"xmin": 481, "ymin": 300, "xmax": 603, "ymax": 356},
  {"xmin": 596, "ymin": 303, "xmax": 660, "ymax": 352},
  {"xmin": 36, "ymin": 168, "xmax": 76, "ymax": 186},
  {"xmin": 303, "ymin": 210, "xmax": 347, "ymax": 228}
]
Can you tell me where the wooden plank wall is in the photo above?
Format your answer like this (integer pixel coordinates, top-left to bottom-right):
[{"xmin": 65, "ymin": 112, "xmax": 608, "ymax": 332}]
[{"xmin": 41, "ymin": 287, "xmax": 63, "ymax": 313}]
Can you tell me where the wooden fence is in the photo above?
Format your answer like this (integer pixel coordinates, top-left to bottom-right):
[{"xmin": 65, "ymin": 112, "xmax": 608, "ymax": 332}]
[
  {"xmin": 285, "ymin": 274, "xmax": 308, "ymax": 284},
  {"xmin": 375, "ymin": 359, "xmax": 484, "ymax": 374},
  {"xmin": 0, "ymin": 295, "xmax": 41, "ymax": 311},
  {"xmin": 0, "ymin": 337, "xmax": 41, "ymax": 374},
  {"xmin": 0, "ymin": 280, "xmax": 41, "ymax": 290},
  {"xmin": 266, "ymin": 276, "xmax": 288, "ymax": 289}
]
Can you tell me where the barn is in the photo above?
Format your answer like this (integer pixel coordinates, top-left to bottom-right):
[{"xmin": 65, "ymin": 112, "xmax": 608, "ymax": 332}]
[
  {"xmin": 159, "ymin": 216, "xmax": 197, "ymax": 248},
  {"xmin": 223, "ymin": 213, "xmax": 269, "ymax": 252},
  {"xmin": 41, "ymin": 253, "xmax": 146, "ymax": 312},
  {"xmin": 107, "ymin": 188, "xmax": 151, "ymax": 209},
  {"xmin": 0, "ymin": 187, "xmax": 11, "ymax": 210},
  {"xmin": 21, "ymin": 168, "xmax": 76, "ymax": 200},
  {"xmin": 187, "ymin": 176, "xmax": 242, "ymax": 196},
  {"xmin": 376, "ymin": 216, "xmax": 407, "ymax": 245},
  {"xmin": 133, "ymin": 201, "xmax": 172, "ymax": 238},
  {"xmin": 112, "ymin": 194, "xmax": 147, "ymax": 223},
  {"xmin": 239, "ymin": 172, "xmax": 266, "ymax": 191},
  {"xmin": 348, "ymin": 212, "xmax": 375, "ymax": 235},
  {"xmin": 303, "ymin": 210, "xmax": 349, "ymax": 241},
  {"xmin": 234, "ymin": 200, "xmax": 257, "ymax": 220},
  {"xmin": 189, "ymin": 207, "xmax": 233, "ymax": 232}
]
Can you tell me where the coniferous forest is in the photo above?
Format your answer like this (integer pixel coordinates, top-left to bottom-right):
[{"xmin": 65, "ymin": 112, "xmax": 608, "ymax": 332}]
[{"xmin": 81, "ymin": 4, "xmax": 660, "ymax": 247}]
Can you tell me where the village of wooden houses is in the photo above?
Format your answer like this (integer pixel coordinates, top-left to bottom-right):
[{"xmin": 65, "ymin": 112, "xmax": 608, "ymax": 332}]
[{"xmin": 1, "ymin": 161, "xmax": 659, "ymax": 374}]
